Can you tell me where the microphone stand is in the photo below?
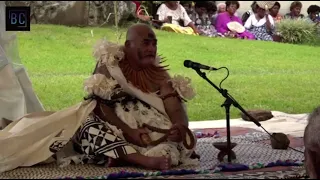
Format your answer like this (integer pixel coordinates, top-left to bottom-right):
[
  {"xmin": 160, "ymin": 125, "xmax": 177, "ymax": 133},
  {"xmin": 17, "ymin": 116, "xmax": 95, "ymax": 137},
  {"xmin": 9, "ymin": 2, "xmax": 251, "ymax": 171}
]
[{"xmin": 193, "ymin": 68, "xmax": 261, "ymax": 163}]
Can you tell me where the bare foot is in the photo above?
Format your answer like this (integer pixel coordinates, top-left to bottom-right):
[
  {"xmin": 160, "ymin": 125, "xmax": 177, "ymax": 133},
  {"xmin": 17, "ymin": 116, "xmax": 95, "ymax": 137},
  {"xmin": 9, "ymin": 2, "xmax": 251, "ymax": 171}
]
[
  {"xmin": 144, "ymin": 156, "xmax": 172, "ymax": 170},
  {"xmin": 122, "ymin": 153, "xmax": 172, "ymax": 170}
]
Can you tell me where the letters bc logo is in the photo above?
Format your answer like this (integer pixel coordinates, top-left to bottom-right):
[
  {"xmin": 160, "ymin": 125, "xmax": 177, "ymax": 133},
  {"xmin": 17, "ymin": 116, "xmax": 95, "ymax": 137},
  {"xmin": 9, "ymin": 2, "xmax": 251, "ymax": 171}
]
[{"xmin": 5, "ymin": 6, "xmax": 30, "ymax": 31}]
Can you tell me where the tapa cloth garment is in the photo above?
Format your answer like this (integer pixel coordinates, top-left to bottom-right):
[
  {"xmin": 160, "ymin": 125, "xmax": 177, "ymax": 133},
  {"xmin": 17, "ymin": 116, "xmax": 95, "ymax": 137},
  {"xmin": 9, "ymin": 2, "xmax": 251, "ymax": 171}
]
[{"xmin": 0, "ymin": 100, "xmax": 96, "ymax": 173}]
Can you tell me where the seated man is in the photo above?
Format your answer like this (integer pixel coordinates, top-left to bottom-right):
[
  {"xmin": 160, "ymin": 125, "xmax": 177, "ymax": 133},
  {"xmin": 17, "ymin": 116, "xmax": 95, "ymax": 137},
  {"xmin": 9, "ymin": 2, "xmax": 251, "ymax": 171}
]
[
  {"xmin": 155, "ymin": 1, "xmax": 199, "ymax": 35},
  {"xmin": 0, "ymin": 24, "xmax": 198, "ymax": 173}
]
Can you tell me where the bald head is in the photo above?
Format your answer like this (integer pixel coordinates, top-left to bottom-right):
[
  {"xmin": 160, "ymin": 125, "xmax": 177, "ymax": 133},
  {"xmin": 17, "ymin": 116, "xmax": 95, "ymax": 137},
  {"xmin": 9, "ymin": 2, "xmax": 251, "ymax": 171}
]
[
  {"xmin": 126, "ymin": 24, "xmax": 156, "ymax": 41},
  {"xmin": 124, "ymin": 24, "xmax": 158, "ymax": 69}
]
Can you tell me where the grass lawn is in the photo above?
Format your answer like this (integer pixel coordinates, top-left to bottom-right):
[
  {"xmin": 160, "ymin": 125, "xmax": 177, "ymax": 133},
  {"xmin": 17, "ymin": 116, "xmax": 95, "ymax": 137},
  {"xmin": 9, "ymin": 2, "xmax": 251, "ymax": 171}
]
[{"xmin": 17, "ymin": 24, "xmax": 320, "ymax": 121}]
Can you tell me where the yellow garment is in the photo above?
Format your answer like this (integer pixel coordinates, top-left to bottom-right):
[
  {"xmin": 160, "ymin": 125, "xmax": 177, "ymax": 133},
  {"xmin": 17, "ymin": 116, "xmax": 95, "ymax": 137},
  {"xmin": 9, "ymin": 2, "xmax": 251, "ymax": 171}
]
[{"xmin": 161, "ymin": 23, "xmax": 198, "ymax": 35}]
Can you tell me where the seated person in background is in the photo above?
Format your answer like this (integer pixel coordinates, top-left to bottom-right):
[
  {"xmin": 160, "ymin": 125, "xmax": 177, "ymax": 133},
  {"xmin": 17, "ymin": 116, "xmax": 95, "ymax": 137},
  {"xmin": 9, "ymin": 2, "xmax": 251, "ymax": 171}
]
[
  {"xmin": 207, "ymin": 1, "xmax": 218, "ymax": 19},
  {"xmin": 244, "ymin": 2, "xmax": 275, "ymax": 41},
  {"xmin": 211, "ymin": 3, "xmax": 226, "ymax": 26},
  {"xmin": 0, "ymin": 24, "xmax": 199, "ymax": 173},
  {"xmin": 190, "ymin": 1, "xmax": 219, "ymax": 37},
  {"xmin": 217, "ymin": 3, "xmax": 226, "ymax": 14},
  {"xmin": 241, "ymin": 1, "xmax": 257, "ymax": 24},
  {"xmin": 180, "ymin": 1, "xmax": 194, "ymax": 16},
  {"xmin": 132, "ymin": 1, "xmax": 152, "ymax": 22},
  {"xmin": 306, "ymin": 5, "xmax": 320, "ymax": 24},
  {"xmin": 156, "ymin": 1, "xmax": 199, "ymax": 35},
  {"xmin": 215, "ymin": 1, "xmax": 255, "ymax": 39},
  {"xmin": 269, "ymin": 2, "xmax": 282, "ymax": 23},
  {"xmin": 284, "ymin": 1, "xmax": 304, "ymax": 19}
]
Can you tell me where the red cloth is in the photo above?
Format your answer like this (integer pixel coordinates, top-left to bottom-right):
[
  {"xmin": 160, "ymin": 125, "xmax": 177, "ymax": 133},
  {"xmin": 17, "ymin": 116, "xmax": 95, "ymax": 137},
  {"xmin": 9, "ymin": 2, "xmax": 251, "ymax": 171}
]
[{"xmin": 132, "ymin": 1, "xmax": 141, "ymax": 14}]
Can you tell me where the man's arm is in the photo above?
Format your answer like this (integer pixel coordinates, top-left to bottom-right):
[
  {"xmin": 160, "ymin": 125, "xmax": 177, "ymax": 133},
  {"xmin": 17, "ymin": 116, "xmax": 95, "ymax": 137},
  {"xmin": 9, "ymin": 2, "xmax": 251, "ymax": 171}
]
[{"xmin": 159, "ymin": 80, "xmax": 189, "ymax": 126}]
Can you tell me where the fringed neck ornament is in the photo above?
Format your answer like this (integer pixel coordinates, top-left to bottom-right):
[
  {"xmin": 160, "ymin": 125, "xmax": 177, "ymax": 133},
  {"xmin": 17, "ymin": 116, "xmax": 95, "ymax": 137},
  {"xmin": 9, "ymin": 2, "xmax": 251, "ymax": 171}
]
[{"xmin": 93, "ymin": 40, "xmax": 169, "ymax": 93}]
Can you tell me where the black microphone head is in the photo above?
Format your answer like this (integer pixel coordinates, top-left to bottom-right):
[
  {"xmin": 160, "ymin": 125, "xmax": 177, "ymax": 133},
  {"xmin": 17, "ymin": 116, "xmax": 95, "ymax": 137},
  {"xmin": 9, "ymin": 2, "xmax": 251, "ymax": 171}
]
[{"xmin": 184, "ymin": 60, "xmax": 193, "ymax": 68}]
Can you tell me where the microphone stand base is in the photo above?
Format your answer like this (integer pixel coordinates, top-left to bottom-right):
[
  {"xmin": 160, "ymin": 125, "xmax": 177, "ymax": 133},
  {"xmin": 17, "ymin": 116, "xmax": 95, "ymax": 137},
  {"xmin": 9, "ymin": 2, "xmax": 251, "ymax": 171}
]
[{"xmin": 213, "ymin": 142, "xmax": 237, "ymax": 162}]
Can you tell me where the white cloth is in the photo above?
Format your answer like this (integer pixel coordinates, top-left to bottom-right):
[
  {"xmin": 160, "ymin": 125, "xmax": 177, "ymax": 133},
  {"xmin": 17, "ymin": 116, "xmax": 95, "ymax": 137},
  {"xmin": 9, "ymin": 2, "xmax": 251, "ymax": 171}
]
[
  {"xmin": 0, "ymin": 100, "xmax": 96, "ymax": 173},
  {"xmin": 244, "ymin": 14, "xmax": 275, "ymax": 29},
  {"xmin": 0, "ymin": 64, "xmax": 26, "ymax": 120},
  {"xmin": 189, "ymin": 111, "xmax": 309, "ymax": 138},
  {"xmin": 0, "ymin": 1, "xmax": 44, "ymax": 122},
  {"xmin": 156, "ymin": 3, "xmax": 192, "ymax": 26}
]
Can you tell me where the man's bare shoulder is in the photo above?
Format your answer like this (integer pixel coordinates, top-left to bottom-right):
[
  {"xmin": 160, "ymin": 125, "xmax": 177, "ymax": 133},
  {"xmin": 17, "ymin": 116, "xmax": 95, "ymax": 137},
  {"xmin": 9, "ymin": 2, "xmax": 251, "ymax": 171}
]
[{"xmin": 159, "ymin": 71, "xmax": 175, "ymax": 95}]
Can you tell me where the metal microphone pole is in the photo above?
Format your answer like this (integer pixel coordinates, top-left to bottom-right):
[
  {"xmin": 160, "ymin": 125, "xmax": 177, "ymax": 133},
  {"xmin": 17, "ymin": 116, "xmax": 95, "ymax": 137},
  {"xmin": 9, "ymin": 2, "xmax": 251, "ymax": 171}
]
[
  {"xmin": 194, "ymin": 68, "xmax": 233, "ymax": 162},
  {"xmin": 193, "ymin": 68, "xmax": 262, "ymax": 163}
]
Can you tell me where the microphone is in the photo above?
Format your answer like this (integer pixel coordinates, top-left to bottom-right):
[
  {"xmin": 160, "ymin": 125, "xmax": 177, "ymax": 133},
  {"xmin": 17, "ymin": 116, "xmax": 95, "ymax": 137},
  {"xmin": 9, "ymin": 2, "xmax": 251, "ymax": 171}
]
[{"xmin": 184, "ymin": 60, "xmax": 218, "ymax": 71}]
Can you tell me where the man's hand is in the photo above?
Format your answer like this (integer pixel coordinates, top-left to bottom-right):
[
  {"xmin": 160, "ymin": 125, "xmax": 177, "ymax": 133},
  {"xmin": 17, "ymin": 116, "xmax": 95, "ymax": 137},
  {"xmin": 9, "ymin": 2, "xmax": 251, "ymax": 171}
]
[
  {"xmin": 168, "ymin": 124, "xmax": 183, "ymax": 143},
  {"xmin": 124, "ymin": 128, "xmax": 149, "ymax": 147}
]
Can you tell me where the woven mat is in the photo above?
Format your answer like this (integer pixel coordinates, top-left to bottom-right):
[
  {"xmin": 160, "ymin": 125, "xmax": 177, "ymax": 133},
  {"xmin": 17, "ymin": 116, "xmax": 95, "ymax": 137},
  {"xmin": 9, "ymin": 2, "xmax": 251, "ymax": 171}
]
[
  {"xmin": 131, "ymin": 167, "xmax": 307, "ymax": 179},
  {"xmin": 0, "ymin": 132, "xmax": 305, "ymax": 179},
  {"xmin": 197, "ymin": 131, "xmax": 304, "ymax": 170}
]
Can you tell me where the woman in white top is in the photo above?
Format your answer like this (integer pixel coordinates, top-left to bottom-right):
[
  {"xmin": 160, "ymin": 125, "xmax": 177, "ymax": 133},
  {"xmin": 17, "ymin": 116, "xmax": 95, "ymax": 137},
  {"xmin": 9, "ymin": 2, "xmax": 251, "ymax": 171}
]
[
  {"xmin": 244, "ymin": 3, "xmax": 275, "ymax": 41},
  {"xmin": 156, "ymin": 1, "xmax": 199, "ymax": 35}
]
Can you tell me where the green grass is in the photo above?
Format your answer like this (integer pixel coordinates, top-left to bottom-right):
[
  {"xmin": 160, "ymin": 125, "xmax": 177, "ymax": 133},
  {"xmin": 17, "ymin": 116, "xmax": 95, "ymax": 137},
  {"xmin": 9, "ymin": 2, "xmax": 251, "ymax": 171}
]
[{"xmin": 17, "ymin": 24, "xmax": 320, "ymax": 121}]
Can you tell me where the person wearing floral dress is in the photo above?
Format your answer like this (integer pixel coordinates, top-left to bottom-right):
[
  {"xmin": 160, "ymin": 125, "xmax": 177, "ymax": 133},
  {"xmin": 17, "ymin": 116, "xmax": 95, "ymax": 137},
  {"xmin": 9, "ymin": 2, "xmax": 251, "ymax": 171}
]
[
  {"xmin": 190, "ymin": 1, "xmax": 218, "ymax": 37},
  {"xmin": 244, "ymin": 2, "xmax": 275, "ymax": 41}
]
